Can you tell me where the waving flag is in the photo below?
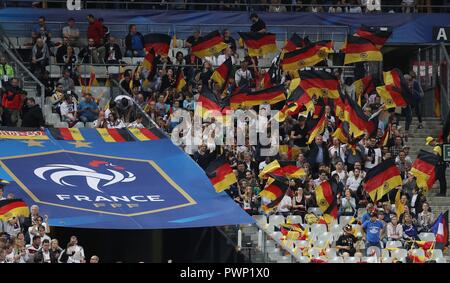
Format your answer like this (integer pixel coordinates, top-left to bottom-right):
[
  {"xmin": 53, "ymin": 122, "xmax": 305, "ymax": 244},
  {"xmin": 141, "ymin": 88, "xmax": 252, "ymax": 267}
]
[
  {"xmin": 0, "ymin": 199, "xmax": 30, "ymax": 221},
  {"xmin": 230, "ymin": 84, "xmax": 286, "ymax": 109},
  {"xmin": 211, "ymin": 57, "xmax": 233, "ymax": 89},
  {"xmin": 191, "ymin": 30, "xmax": 228, "ymax": 58},
  {"xmin": 354, "ymin": 26, "xmax": 392, "ymax": 49},
  {"xmin": 376, "ymin": 84, "xmax": 412, "ymax": 109},
  {"xmin": 281, "ymin": 40, "xmax": 333, "ymax": 71},
  {"xmin": 315, "ymin": 180, "xmax": 338, "ymax": 221},
  {"xmin": 307, "ymin": 113, "xmax": 327, "ymax": 145},
  {"xmin": 238, "ymin": 32, "xmax": 278, "ymax": 57},
  {"xmin": 344, "ymin": 95, "xmax": 377, "ymax": 137},
  {"xmin": 341, "ymin": 35, "xmax": 383, "ymax": 65},
  {"xmin": 49, "ymin": 128, "xmax": 85, "ymax": 141},
  {"xmin": 352, "ymin": 75, "xmax": 375, "ymax": 106},
  {"xmin": 144, "ymin": 33, "xmax": 171, "ymax": 56},
  {"xmin": 432, "ymin": 210, "xmax": 449, "ymax": 250},
  {"xmin": 205, "ymin": 155, "xmax": 237, "ymax": 193},
  {"xmin": 300, "ymin": 70, "xmax": 340, "ymax": 99},
  {"xmin": 175, "ymin": 68, "xmax": 186, "ymax": 92},
  {"xmin": 363, "ymin": 159, "xmax": 402, "ymax": 201},
  {"xmin": 260, "ymin": 174, "xmax": 290, "ymax": 213},
  {"xmin": 283, "ymin": 33, "xmax": 310, "ymax": 52}
]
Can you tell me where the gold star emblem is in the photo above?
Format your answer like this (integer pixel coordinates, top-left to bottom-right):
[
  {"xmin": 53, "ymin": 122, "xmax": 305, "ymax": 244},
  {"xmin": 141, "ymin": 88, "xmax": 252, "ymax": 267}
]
[
  {"xmin": 22, "ymin": 140, "xmax": 45, "ymax": 147},
  {"xmin": 69, "ymin": 140, "xmax": 92, "ymax": 148}
]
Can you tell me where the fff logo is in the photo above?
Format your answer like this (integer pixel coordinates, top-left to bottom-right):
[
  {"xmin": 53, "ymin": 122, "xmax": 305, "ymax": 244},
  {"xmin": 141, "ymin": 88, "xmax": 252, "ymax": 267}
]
[{"xmin": 67, "ymin": 0, "xmax": 82, "ymax": 10}]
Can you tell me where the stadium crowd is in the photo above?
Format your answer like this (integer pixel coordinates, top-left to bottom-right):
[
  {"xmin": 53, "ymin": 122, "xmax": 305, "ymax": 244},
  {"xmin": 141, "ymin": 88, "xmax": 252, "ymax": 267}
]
[{"xmin": 0, "ymin": 10, "xmax": 447, "ymax": 263}]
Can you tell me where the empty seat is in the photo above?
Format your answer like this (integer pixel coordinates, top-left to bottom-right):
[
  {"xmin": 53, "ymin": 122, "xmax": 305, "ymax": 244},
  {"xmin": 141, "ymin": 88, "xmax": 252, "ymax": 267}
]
[
  {"xmin": 269, "ymin": 215, "xmax": 285, "ymax": 226},
  {"xmin": 313, "ymin": 240, "xmax": 328, "ymax": 249},
  {"xmin": 317, "ymin": 232, "xmax": 333, "ymax": 244},
  {"xmin": 294, "ymin": 240, "xmax": 309, "ymax": 250},
  {"xmin": 391, "ymin": 248, "xmax": 408, "ymax": 260},
  {"xmin": 264, "ymin": 239, "xmax": 276, "ymax": 250},
  {"xmin": 328, "ymin": 256, "xmax": 344, "ymax": 263},
  {"xmin": 418, "ymin": 233, "xmax": 436, "ymax": 242},
  {"xmin": 270, "ymin": 232, "xmax": 283, "ymax": 242},
  {"xmin": 431, "ymin": 249, "xmax": 443, "ymax": 259},
  {"xmin": 381, "ymin": 257, "xmax": 393, "ymax": 263},
  {"xmin": 381, "ymin": 249, "xmax": 390, "ymax": 258},
  {"xmin": 18, "ymin": 37, "xmax": 32, "ymax": 48},
  {"xmin": 286, "ymin": 215, "xmax": 303, "ymax": 224},
  {"xmin": 121, "ymin": 57, "xmax": 133, "ymax": 65},
  {"xmin": 330, "ymin": 223, "xmax": 342, "ymax": 233},
  {"xmin": 277, "ymin": 255, "xmax": 292, "ymax": 263},
  {"xmin": 325, "ymin": 248, "xmax": 337, "ymax": 258},
  {"xmin": 339, "ymin": 216, "xmax": 354, "ymax": 225},
  {"xmin": 365, "ymin": 256, "xmax": 379, "ymax": 263},
  {"xmin": 54, "ymin": 122, "xmax": 69, "ymax": 128},
  {"xmin": 411, "ymin": 249, "xmax": 425, "ymax": 257},
  {"xmin": 308, "ymin": 207, "xmax": 323, "ymax": 216},
  {"xmin": 386, "ymin": 241, "xmax": 403, "ymax": 249},
  {"xmin": 435, "ymin": 257, "xmax": 446, "ymax": 263},
  {"xmin": 308, "ymin": 248, "xmax": 320, "ymax": 258},
  {"xmin": 344, "ymin": 256, "xmax": 359, "ymax": 263},
  {"xmin": 366, "ymin": 246, "xmax": 381, "ymax": 257},
  {"xmin": 86, "ymin": 122, "xmax": 95, "ymax": 128},
  {"xmin": 107, "ymin": 66, "xmax": 120, "ymax": 74},
  {"xmin": 253, "ymin": 215, "xmax": 268, "ymax": 226},
  {"xmin": 310, "ymin": 224, "xmax": 327, "ymax": 235},
  {"xmin": 297, "ymin": 256, "xmax": 310, "ymax": 263},
  {"xmin": 79, "ymin": 65, "xmax": 93, "ymax": 78},
  {"xmin": 92, "ymin": 66, "xmax": 108, "ymax": 79},
  {"xmin": 46, "ymin": 65, "xmax": 61, "ymax": 78}
]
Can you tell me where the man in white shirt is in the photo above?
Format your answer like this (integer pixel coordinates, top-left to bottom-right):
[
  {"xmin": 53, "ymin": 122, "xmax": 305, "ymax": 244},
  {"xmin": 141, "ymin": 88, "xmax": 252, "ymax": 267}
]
[
  {"xmin": 386, "ymin": 215, "xmax": 403, "ymax": 242},
  {"xmin": 277, "ymin": 193, "xmax": 292, "ymax": 217},
  {"xmin": 0, "ymin": 182, "xmax": 7, "ymax": 200},
  {"xmin": 62, "ymin": 18, "xmax": 80, "ymax": 47},
  {"xmin": 234, "ymin": 60, "xmax": 252, "ymax": 87},
  {"xmin": 331, "ymin": 161, "xmax": 348, "ymax": 184},
  {"xmin": 62, "ymin": 236, "xmax": 85, "ymax": 263},
  {"xmin": 60, "ymin": 94, "xmax": 78, "ymax": 124},
  {"xmin": 346, "ymin": 168, "xmax": 364, "ymax": 193},
  {"xmin": 364, "ymin": 137, "xmax": 382, "ymax": 169},
  {"xmin": 217, "ymin": 47, "xmax": 237, "ymax": 66}
]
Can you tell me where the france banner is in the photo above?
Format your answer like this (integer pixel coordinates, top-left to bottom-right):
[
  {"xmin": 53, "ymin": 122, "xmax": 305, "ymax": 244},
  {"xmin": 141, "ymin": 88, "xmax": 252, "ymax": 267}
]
[{"xmin": 0, "ymin": 128, "xmax": 253, "ymax": 229}]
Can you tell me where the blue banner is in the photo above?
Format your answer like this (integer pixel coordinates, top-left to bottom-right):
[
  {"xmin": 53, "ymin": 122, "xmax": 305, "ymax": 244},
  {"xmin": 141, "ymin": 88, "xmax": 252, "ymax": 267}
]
[
  {"xmin": 0, "ymin": 128, "xmax": 253, "ymax": 229},
  {"xmin": 1, "ymin": 8, "xmax": 450, "ymax": 44}
]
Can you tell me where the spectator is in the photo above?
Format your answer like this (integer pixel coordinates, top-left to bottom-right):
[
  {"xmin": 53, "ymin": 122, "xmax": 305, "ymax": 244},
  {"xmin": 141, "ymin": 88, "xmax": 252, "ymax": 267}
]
[
  {"xmin": 104, "ymin": 36, "xmax": 123, "ymax": 64},
  {"xmin": 55, "ymin": 37, "xmax": 70, "ymax": 64},
  {"xmin": 57, "ymin": 69, "xmax": 75, "ymax": 94},
  {"xmin": 93, "ymin": 110, "xmax": 107, "ymax": 128},
  {"xmin": 235, "ymin": 60, "xmax": 253, "ymax": 88},
  {"xmin": 386, "ymin": 215, "xmax": 403, "ymax": 242},
  {"xmin": 31, "ymin": 38, "xmax": 49, "ymax": 75},
  {"xmin": 31, "ymin": 16, "xmax": 51, "ymax": 44},
  {"xmin": 1, "ymin": 217, "xmax": 21, "ymax": 238},
  {"xmin": 86, "ymin": 14, "xmax": 105, "ymax": 47},
  {"xmin": 336, "ymin": 224, "xmax": 357, "ymax": 256},
  {"xmin": 59, "ymin": 236, "xmax": 85, "ymax": 263},
  {"xmin": 63, "ymin": 46, "xmax": 78, "ymax": 75},
  {"xmin": 362, "ymin": 211, "xmax": 384, "ymax": 252},
  {"xmin": 62, "ymin": 18, "xmax": 80, "ymax": 47},
  {"xmin": 339, "ymin": 189, "xmax": 356, "ymax": 217},
  {"xmin": 79, "ymin": 38, "xmax": 103, "ymax": 64},
  {"xmin": 402, "ymin": 0, "xmax": 415, "ymax": 13},
  {"xmin": 128, "ymin": 114, "xmax": 145, "ymax": 129},
  {"xmin": 222, "ymin": 29, "xmax": 237, "ymax": 53},
  {"xmin": 185, "ymin": 29, "xmax": 202, "ymax": 48},
  {"xmin": 417, "ymin": 202, "xmax": 434, "ymax": 233},
  {"xmin": 90, "ymin": 255, "xmax": 100, "ymax": 263},
  {"xmin": 21, "ymin": 98, "xmax": 45, "ymax": 128},
  {"xmin": 60, "ymin": 93, "xmax": 78, "ymax": 126},
  {"xmin": 0, "ymin": 57, "xmax": 15, "ymax": 85},
  {"xmin": 125, "ymin": 24, "xmax": 146, "ymax": 57},
  {"xmin": 114, "ymin": 95, "xmax": 134, "ymax": 122},
  {"xmin": 348, "ymin": 0, "xmax": 362, "ymax": 12},
  {"xmin": 307, "ymin": 0, "xmax": 324, "ymax": 12},
  {"xmin": 50, "ymin": 239, "xmax": 63, "ymax": 261},
  {"xmin": 404, "ymin": 72, "xmax": 424, "ymax": 130},
  {"xmin": 307, "ymin": 135, "xmax": 330, "ymax": 174},
  {"xmin": 277, "ymin": 191, "xmax": 292, "ymax": 217},
  {"xmin": 269, "ymin": 0, "xmax": 287, "ymax": 12},
  {"xmin": 292, "ymin": 188, "xmax": 307, "ymax": 218},
  {"xmin": 390, "ymin": 136, "xmax": 403, "ymax": 158},
  {"xmin": 34, "ymin": 239, "xmax": 57, "ymax": 263},
  {"xmin": 106, "ymin": 112, "xmax": 126, "ymax": 129},
  {"xmin": 250, "ymin": 13, "xmax": 267, "ymax": 33},
  {"xmin": 1, "ymin": 78, "xmax": 26, "ymax": 127},
  {"xmin": 402, "ymin": 213, "xmax": 419, "ymax": 248},
  {"xmin": 0, "ymin": 185, "xmax": 5, "ymax": 200},
  {"xmin": 364, "ymin": 137, "xmax": 382, "ymax": 169},
  {"xmin": 365, "ymin": 0, "xmax": 381, "ymax": 12},
  {"xmin": 77, "ymin": 93, "xmax": 99, "ymax": 123}
]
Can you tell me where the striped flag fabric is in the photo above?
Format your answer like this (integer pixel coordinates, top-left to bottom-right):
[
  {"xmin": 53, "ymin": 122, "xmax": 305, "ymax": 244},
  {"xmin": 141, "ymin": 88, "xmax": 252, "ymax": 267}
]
[
  {"xmin": 205, "ymin": 155, "xmax": 237, "ymax": 193},
  {"xmin": 230, "ymin": 84, "xmax": 286, "ymax": 109},
  {"xmin": 191, "ymin": 30, "xmax": 228, "ymax": 58},
  {"xmin": 344, "ymin": 95, "xmax": 377, "ymax": 137},
  {"xmin": 299, "ymin": 70, "xmax": 340, "ymax": 99},
  {"xmin": 0, "ymin": 199, "xmax": 30, "ymax": 221},
  {"xmin": 175, "ymin": 68, "xmax": 186, "ymax": 92},
  {"xmin": 238, "ymin": 32, "xmax": 278, "ymax": 57},
  {"xmin": 49, "ymin": 128, "xmax": 85, "ymax": 141},
  {"xmin": 352, "ymin": 75, "xmax": 375, "ymax": 106},
  {"xmin": 354, "ymin": 26, "xmax": 392, "ymax": 49},
  {"xmin": 341, "ymin": 35, "xmax": 383, "ymax": 65},
  {"xmin": 97, "ymin": 128, "xmax": 135, "ymax": 142},
  {"xmin": 143, "ymin": 33, "xmax": 171, "ymax": 56},
  {"xmin": 376, "ymin": 84, "xmax": 413, "ymax": 109},
  {"xmin": 410, "ymin": 150, "xmax": 439, "ymax": 191},
  {"xmin": 281, "ymin": 40, "xmax": 333, "ymax": 71},
  {"xmin": 283, "ymin": 33, "xmax": 310, "ymax": 52},
  {"xmin": 363, "ymin": 159, "xmax": 402, "ymax": 201},
  {"xmin": 315, "ymin": 180, "xmax": 338, "ymax": 221},
  {"xmin": 260, "ymin": 173, "xmax": 290, "ymax": 213},
  {"xmin": 211, "ymin": 57, "xmax": 233, "ymax": 89},
  {"xmin": 128, "ymin": 127, "xmax": 166, "ymax": 141},
  {"xmin": 432, "ymin": 210, "xmax": 449, "ymax": 250},
  {"xmin": 307, "ymin": 113, "xmax": 327, "ymax": 144}
]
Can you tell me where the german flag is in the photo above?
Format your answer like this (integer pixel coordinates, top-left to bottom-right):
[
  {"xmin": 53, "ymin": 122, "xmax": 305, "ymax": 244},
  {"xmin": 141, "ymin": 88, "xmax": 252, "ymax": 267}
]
[
  {"xmin": 341, "ymin": 35, "xmax": 383, "ymax": 65},
  {"xmin": 376, "ymin": 84, "xmax": 412, "ymax": 109},
  {"xmin": 363, "ymin": 159, "xmax": 402, "ymax": 201},
  {"xmin": 260, "ymin": 174, "xmax": 290, "ymax": 213},
  {"xmin": 410, "ymin": 150, "xmax": 439, "ymax": 191},
  {"xmin": 352, "ymin": 75, "xmax": 375, "ymax": 106},
  {"xmin": 260, "ymin": 62, "xmax": 279, "ymax": 89},
  {"xmin": 273, "ymin": 86, "xmax": 313, "ymax": 122},
  {"xmin": 97, "ymin": 128, "xmax": 135, "ymax": 142},
  {"xmin": 344, "ymin": 95, "xmax": 377, "ymax": 137},
  {"xmin": 333, "ymin": 121, "xmax": 350, "ymax": 144},
  {"xmin": 143, "ymin": 33, "xmax": 171, "ymax": 56},
  {"xmin": 205, "ymin": 155, "xmax": 237, "ymax": 193},
  {"xmin": 383, "ymin": 68, "xmax": 411, "ymax": 96},
  {"xmin": 281, "ymin": 40, "xmax": 333, "ymax": 71},
  {"xmin": 142, "ymin": 48, "xmax": 156, "ymax": 76},
  {"xmin": 230, "ymin": 84, "xmax": 286, "ymax": 109},
  {"xmin": 275, "ymin": 223, "xmax": 308, "ymax": 240},
  {"xmin": 279, "ymin": 145, "xmax": 301, "ymax": 160},
  {"xmin": 0, "ymin": 199, "xmax": 30, "ymax": 221},
  {"xmin": 49, "ymin": 128, "xmax": 85, "ymax": 141},
  {"xmin": 191, "ymin": 30, "xmax": 228, "ymax": 58},
  {"xmin": 175, "ymin": 68, "xmax": 186, "ymax": 92},
  {"xmin": 211, "ymin": 57, "xmax": 233, "ymax": 89},
  {"xmin": 415, "ymin": 240, "xmax": 434, "ymax": 251},
  {"xmin": 258, "ymin": 160, "xmax": 305, "ymax": 179},
  {"xmin": 307, "ymin": 113, "xmax": 327, "ymax": 144},
  {"xmin": 87, "ymin": 70, "xmax": 99, "ymax": 93},
  {"xmin": 334, "ymin": 91, "xmax": 347, "ymax": 121},
  {"xmin": 196, "ymin": 87, "xmax": 223, "ymax": 119},
  {"xmin": 315, "ymin": 180, "xmax": 338, "ymax": 220},
  {"xmin": 299, "ymin": 70, "xmax": 340, "ymax": 99},
  {"xmin": 238, "ymin": 32, "xmax": 278, "ymax": 57},
  {"xmin": 283, "ymin": 33, "xmax": 310, "ymax": 52},
  {"xmin": 354, "ymin": 26, "xmax": 392, "ymax": 49},
  {"xmin": 128, "ymin": 127, "xmax": 166, "ymax": 141}
]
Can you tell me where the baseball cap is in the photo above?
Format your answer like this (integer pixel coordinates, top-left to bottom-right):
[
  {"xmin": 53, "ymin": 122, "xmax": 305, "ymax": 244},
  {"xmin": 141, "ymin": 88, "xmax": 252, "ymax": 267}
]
[
  {"xmin": 425, "ymin": 136, "xmax": 434, "ymax": 145},
  {"xmin": 343, "ymin": 224, "xmax": 352, "ymax": 233}
]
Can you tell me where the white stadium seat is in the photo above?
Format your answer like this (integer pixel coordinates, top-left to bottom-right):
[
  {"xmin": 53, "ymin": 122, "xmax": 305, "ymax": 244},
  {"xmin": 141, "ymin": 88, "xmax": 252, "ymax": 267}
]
[
  {"xmin": 277, "ymin": 256, "xmax": 292, "ymax": 263},
  {"xmin": 339, "ymin": 216, "xmax": 353, "ymax": 225},
  {"xmin": 386, "ymin": 241, "xmax": 402, "ymax": 249},
  {"xmin": 418, "ymin": 233, "xmax": 436, "ymax": 242},
  {"xmin": 344, "ymin": 257, "xmax": 359, "ymax": 263},
  {"xmin": 411, "ymin": 249, "xmax": 425, "ymax": 258},
  {"xmin": 431, "ymin": 249, "xmax": 443, "ymax": 259},
  {"xmin": 308, "ymin": 207, "xmax": 323, "ymax": 216},
  {"xmin": 268, "ymin": 215, "xmax": 285, "ymax": 226},
  {"xmin": 328, "ymin": 256, "xmax": 344, "ymax": 263},
  {"xmin": 310, "ymin": 224, "xmax": 327, "ymax": 235},
  {"xmin": 286, "ymin": 215, "xmax": 303, "ymax": 224},
  {"xmin": 253, "ymin": 215, "xmax": 267, "ymax": 225},
  {"xmin": 391, "ymin": 248, "xmax": 408, "ymax": 260},
  {"xmin": 297, "ymin": 256, "xmax": 310, "ymax": 263}
]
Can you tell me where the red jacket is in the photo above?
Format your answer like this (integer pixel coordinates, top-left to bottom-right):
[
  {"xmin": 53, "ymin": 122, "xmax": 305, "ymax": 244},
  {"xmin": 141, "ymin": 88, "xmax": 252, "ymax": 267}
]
[
  {"xmin": 1, "ymin": 87, "xmax": 24, "ymax": 110},
  {"xmin": 87, "ymin": 20, "xmax": 105, "ymax": 46}
]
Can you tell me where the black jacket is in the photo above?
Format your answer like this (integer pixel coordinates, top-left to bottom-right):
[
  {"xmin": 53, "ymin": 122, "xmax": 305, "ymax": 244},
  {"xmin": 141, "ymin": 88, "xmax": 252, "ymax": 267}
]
[
  {"xmin": 21, "ymin": 104, "xmax": 45, "ymax": 128},
  {"xmin": 104, "ymin": 43, "xmax": 123, "ymax": 63},
  {"xmin": 34, "ymin": 250, "xmax": 59, "ymax": 263},
  {"xmin": 307, "ymin": 142, "xmax": 330, "ymax": 166},
  {"xmin": 125, "ymin": 32, "xmax": 145, "ymax": 54}
]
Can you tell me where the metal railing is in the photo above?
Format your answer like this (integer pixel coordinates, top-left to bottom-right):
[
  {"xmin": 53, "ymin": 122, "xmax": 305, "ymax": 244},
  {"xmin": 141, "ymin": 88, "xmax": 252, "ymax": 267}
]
[
  {"xmin": 2, "ymin": 1, "xmax": 450, "ymax": 13},
  {"xmin": 0, "ymin": 39, "xmax": 45, "ymax": 107}
]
